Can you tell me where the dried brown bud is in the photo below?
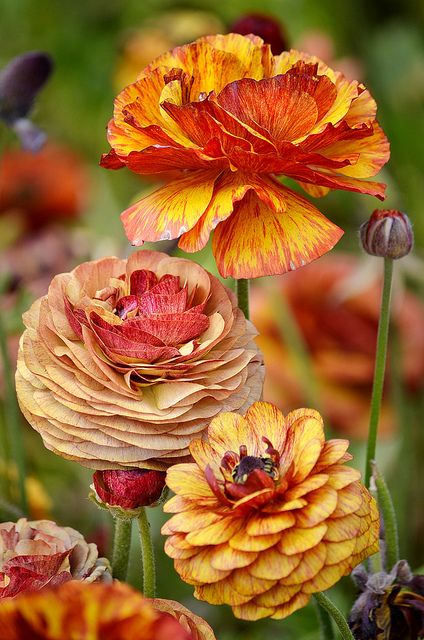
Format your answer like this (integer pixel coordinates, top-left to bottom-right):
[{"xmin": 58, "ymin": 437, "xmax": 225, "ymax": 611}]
[
  {"xmin": 91, "ymin": 469, "xmax": 167, "ymax": 516},
  {"xmin": 360, "ymin": 209, "xmax": 413, "ymax": 259}
]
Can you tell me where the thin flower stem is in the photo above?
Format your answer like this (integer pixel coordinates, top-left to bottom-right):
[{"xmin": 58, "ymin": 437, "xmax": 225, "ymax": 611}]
[
  {"xmin": 365, "ymin": 258, "xmax": 394, "ymax": 487},
  {"xmin": 236, "ymin": 278, "xmax": 250, "ymax": 320},
  {"xmin": 372, "ymin": 462, "xmax": 399, "ymax": 571},
  {"xmin": 313, "ymin": 593, "xmax": 355, "ymax": 640},
  {"xmin": 315, "ymin": 598, "xmax": 336, "ymax": 640},
  {"xmin": 112, "ymin": 517, "xmax": 132, "ymax": 581},
  {"xmin": 0, "ymin": 313, "xmax": 27, "ymax": 513},
  {"xmin": 137, "ymin": 508, "xmax": 156, "ymax": 597}
]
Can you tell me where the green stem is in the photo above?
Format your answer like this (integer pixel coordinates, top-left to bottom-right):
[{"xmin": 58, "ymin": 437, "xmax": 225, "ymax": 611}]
[
  {"xmin": 313, "ymin": 593, "xmax": 355, "ymax": 640},
  {"xmin": 372, "ymin": 462, "xmax": 399, "ymax": 571},
  {"xmin": 112, "ymin": 517, "xmax": 132, "ymax": 581},
  {"xmin": 0, "ymin": 313, "xmax": 27, "ymax": 513},
  {"xmin": 137, "ymin": 508, "xmax": 156, "ymax": 597},
  {"xmin": 365, "ymin": 258, "xmax": 394, "ymax": 487},
  {"xmin": 236, "ymin": 279, "xmax": 250, "ymax": 320},
  {"xmin": 315, "ymin": 597, "xmax": 336, "ymax": 640}
]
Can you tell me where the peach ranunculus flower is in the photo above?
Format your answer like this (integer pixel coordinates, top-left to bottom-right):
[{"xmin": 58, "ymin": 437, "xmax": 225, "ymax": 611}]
[
  {"xmin": 0, "ymin": 581, "xmax": 216, "ymax": 640},
  {"xmin": 101, "ymin": 33, "xmax": 389, "ymax": 279},
  {"xmin": 162, "ymin": 401, "xmax": 379, "ymax": 620},
  {"xmin": 16, "ymin": 251, "xmax": 263, "ymax": 469},
  {"xmin": 0, "ymin": 518, "xmax": 111, "ymax": 598},
  {"xmin": 251, "ymin": 253, "xmax": 424, "ymax": 438}
]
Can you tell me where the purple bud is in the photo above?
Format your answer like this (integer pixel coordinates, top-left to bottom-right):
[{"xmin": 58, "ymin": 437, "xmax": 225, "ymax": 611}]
[
  {"xmin": 0, "ymin": 51, "xmax": 53, "ymax": 123},
  {"xmin": 360, "ymin": 209, "xmax": 413, "ymax": 259}
]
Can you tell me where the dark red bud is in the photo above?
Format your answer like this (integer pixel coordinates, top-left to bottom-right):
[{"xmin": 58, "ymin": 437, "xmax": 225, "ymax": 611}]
[
  {"xmin": 93, "ymin": 469, "xmax": 166, "ymax": 509},
  {"xmin": 230, "ymin": 13, "xmax": 288, "ymax": 54},
  {"xmin": 360, "ymin": 209, "xmax": 413, "ymax": 259}
]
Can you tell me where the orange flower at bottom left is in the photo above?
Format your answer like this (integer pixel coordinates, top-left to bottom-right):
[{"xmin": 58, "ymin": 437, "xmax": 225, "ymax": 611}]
[{"xmin": 0, "ymin": 581, "xmax": 216, "ymax": 640}]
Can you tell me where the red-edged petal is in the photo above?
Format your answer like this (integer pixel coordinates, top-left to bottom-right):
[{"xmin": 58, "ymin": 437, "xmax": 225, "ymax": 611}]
[
  {"xmin": 212, "ymin": 184, "xmax": 343, "ymax": 278},
  {"xmin": 121, "ymin": 170, "xmax": 217, "ymax": 246}
]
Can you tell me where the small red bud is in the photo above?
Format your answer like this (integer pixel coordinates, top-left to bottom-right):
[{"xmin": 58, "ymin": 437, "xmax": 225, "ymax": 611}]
[
  {"xmin": 360, "ymin": 209, "xmax": 413, "ymax": 259},
  {"xmin": 230, "ymin": 14, "xmax": 288, "ymax": 54},
  {"xmin": 92, "ymin": 469, "xmax": 166, "ymax": 511}
]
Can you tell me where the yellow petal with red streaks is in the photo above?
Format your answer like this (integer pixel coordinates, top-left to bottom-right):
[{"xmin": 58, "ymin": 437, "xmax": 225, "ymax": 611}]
[
  {"xmin": 164, "ymin": 538, "xmax": 198, "ymax": 559},
  {"xmin": 189, "ymin": 438, "xmax": 219, "ymax": 471},
  {"xmin": 246, "ymin": 511, "xmax": 296, "ymax": 536},
  {"xmin": 325, "ymin": 538, "xmax": 357, "ymax": 565},
  {"xmin": 290, "ymin": 438, "xmax": 323, "ymax": 485},
  {"xmin": 209, "ymin": 544, "xmax": 257, "ymax": 571},
  {"xmin": 194, "ymin": 581, "xmax": 252, "ymax": 606},
  {"xmin": 186, "ymin": 517, "xmax": 243, "ymax": 546},
  {"xmin": 121, "ymin": 170, "xmax": 216, "ymax": 246},
  {"xmin": 324, "ymin": 513, "xmax": 361, "ymax": 542},
  {"xmin": 302, "ymin": 562, "xmax": 348, "ymax": 593},
  {"xmin": 313, "ymin": 439, "xmax": 350, "ymax": 472},
  {"xmin": 174, "ymin": 548, "xmax": 231, "ymax": 584},
  {"xmin": 255, "ymin": 583, "xmax": 301, "ymax": 607},
  {"xmin": 243, "ymin": 401, "xmax": 289, "ymax": 455},
  {"xmin": 162, "ymin": 510, "xmax": 222, "ymax": 535},
  {"xmin": 232, "ymin": 601, "xmax": 276, "ymax": 621},
  {"xmin": 296, "ymin": 487, "xmax": 338, "ymax": 527},
  {"xmin": 212, "ymin": 186, "xmax": 343, "ymax": 279},
  {"xmin": 326, "ymin": 465, "xmax": 361, "ymax": 490},
  {"xmin": 270, "ymin": 591, "xmax": 310, "ymax": 619},
  {"xmin": 277, "ymin": 523, "xmax": 327, "ymax": 555},
  {"xmin": 178, "ymin": 170, "xmax": 253, "ymax": 253},
  {"xmin": 206, "ymin": 411, "xmax": 257, "ymax": 457},
  {"xmin": 280, "ymin": 543, "xmax": 327, "ymax": 585},
  {"xmin": 326, "ymin": 122, "xmax": 390, "ymax": 178},
  {"xmin": 284, "ymin": 474, "xmax": 329, "ymax": 501},
  {"xmin": 249, "ymin": 548, "xmax": 301, "ymax": 580},
  {"xmin": 227, "ymin": 569, "xmax": 276, "ymax": 596},
  {"xmin": 229, "ymin": 530, "xmax": 281, "ymax": 552},
  {"xmin": 203, "ymin": 33, "xmax": 271, "ymax": 80},
  {"xmin": 165, "ymin": 463, "xmax": 213, "ymax": 499},
  {"xmin": 331, "ymin": 483, "xmax": 364, "ymax": 518}
]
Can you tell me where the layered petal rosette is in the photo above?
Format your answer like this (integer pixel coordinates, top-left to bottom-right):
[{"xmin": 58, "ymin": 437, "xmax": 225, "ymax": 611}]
[
  {"xmin": 101, "ymin": 33, "xmax": 389, "ymax": 278},
  {"xmin": 0, "ymin": 518, "xmax": 111, "ymax": 598},
  {"xmin": 0, "ymin": 581, "xmax": 216, "ymax": 640},
  {"xmin": 162, "ymin": 401, "xmax": 379, "ymax": 620},
  {"xmin": 16, "ymin": 251, "xmax": 263, "ymax": 469}
]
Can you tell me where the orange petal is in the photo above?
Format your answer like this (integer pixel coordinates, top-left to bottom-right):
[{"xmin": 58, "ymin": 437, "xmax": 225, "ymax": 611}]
[
  {"xmin": 277, "ymin": 523, "xmax": 327, "ymax": 555},
  {"xmin": 243, "ymin": 401, "xmax": 289, "ymax": 456},
  {"xmin": 248, "ymin": 547, "xmax": 301, "ymax": 580},
  {"xmin": 212, "ymin": 185, "xmax": 343, "ymax": 278},
  {"xmin": 121, "ymin": 170, "xmax": 216, "ymax": 245}
]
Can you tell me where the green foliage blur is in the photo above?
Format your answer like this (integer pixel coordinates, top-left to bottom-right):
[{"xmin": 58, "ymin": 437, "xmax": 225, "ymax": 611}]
[{"xmin": 1, "ymin": 1, "xmax": 424, "ymax": 638}]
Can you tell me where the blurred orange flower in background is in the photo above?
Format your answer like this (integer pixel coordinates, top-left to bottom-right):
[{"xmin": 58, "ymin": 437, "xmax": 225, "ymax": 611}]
[
  {"xmin": 0, "ymin": 518, "xmax": 111, "ymax": 598},
  {"xmin": 0, "ymin": 581, "xmax": 214, "ymax": 640},
  {"xmin": 0, "ymin": 143, "xmax": 87, "ymax": 234},
  {"xmin": 251, "ymin": 253, "xmax": 424, "ymax": 438},
  {"xmin": 16, "ymin": 251, "xmax": 263, "ymax": 469},
  {"xmin": 102, "ymin": 33, "xmax": 389, "ymax": 278},
  {"xmin": 162, "ymin": 401, "xmax": 379, "ymax": 620}
]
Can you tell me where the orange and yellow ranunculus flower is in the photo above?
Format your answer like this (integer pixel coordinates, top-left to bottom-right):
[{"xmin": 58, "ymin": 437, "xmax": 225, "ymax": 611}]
[
  {"xmin": 0, "ymin": 581, "xmax": 216, "ymax": 640},
  {"xmin": 162, "ymin": 401, "xmax": 379, "ymax": 620},
  {"xmin": 101, "ymin": 34, "xmax": 389, "ymax": 279}
]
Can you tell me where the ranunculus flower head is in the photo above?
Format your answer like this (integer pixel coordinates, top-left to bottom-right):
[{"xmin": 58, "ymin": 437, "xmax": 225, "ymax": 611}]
[
  {"xmin": 162, "ymin": 401, "xmax": 379, "ymax": 620},
  {"xmin": 251, "ymin": 253, "xmax": 424, "ymax": 438},
  {"xmin": 92, "ymin": 468, "xmax": 167, "ymax": 514},
  {"xmin": 0, "ymin": 581, "xmax": 216, "ymax": 640},
  {"xmin": 0, "ymin": 518, "xmax": 111, "ymax": 598},
  {"xmin": 101, "ymin": 34, "xmax": 389, "ymax": 278},
  {"xmin": 16, "ymin": 251, "xmax": 263, "ymax": 469}
]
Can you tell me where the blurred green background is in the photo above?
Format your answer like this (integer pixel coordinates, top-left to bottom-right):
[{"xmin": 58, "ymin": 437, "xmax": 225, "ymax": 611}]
[{"xmin": 1, "ymin": 0, "xmax": 424, "ymax": 638}]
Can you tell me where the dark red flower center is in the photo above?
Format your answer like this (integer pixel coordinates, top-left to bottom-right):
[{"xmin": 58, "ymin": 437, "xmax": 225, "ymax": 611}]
[{"xmin": 231, "ymin": 455, "xmax": 275, "ymax": 484}]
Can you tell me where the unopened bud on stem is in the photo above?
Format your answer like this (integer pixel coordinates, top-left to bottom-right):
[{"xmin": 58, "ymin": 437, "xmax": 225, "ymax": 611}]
[{"xmin": 360, "ymin": 209, "xmax": 413, "ymax": 259}]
